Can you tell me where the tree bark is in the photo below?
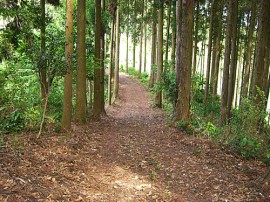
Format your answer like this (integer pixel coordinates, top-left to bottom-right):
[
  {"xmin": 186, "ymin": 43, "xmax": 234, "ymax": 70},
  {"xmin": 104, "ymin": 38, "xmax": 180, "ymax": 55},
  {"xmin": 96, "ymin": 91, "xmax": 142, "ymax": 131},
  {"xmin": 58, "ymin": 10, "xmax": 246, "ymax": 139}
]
[
  {"xmin": 93, "ymin": 0, "xmax": 102, "ymax": 118},
  {"xmin": 241, "ymin": 0, "xmax": 256, "ymax": 100},
  {"xmin": 144, "ymin": 23, "xmax": 147, "ymax": 72},
  {"xmin": 204, "ymin": 0, "xmax": 215, "ymax": 108},
  {"xmin": 253, "ymin": 0, "xmax": 270, "ymax": 106},
  {"xmin": 61, "ymin": 0, "xmax": 74, "ymax": 130},
  {"xmin": 170, "ymin": 1, "xmax": 176, "ymax": 72},
  {"xmin": 75, "ymin": 0, "xmax": 87, "ymax": 123},
  {"xmin": 149, "ymin": 13, "xmax": 157, "ymax": 88},
  {"xmin": 113, "ymin": 4, "xmax": 120, "ymax": 102},
  {"xmin": 108, "ymin": 20, "xmax": 115, "ymax": 105},
  {"xmin": 165, "ymin": 1, "xmax": 171, "ymax": 62},
  {"xmin": 174, "ymin": 0, "xmax": 193, "ymax": 121},
  {"xmin": 100, "ymin": 0, "xmax": 106, "ymax": 114},
  {"xmin": 192, "ymin": 0, "xmax": 199, "ymax": 75},
  {"xmin": 154, "ymin": 3, "xmax": 164, "ymax": 108},
  {"xmin": 175, "ymin": 0, "xmax": 182, "ymax": 105},
  {"xmin": 138, "ymin": 22, "xmax": 143, "ymax": 78},
  {"xmin": 227, "ymin": 0, "xmax": 238, "ymax": 121},
  {"xmin": 220, "ymin": 0, "xmax": 233, "ymax": 125},
  {"xmin": 210, "ymin": 0, "xmax": 223, "ymax": 95},
  {"xmin": 40, "ymin": 0, "xmax": 47, "ymax": 103}
]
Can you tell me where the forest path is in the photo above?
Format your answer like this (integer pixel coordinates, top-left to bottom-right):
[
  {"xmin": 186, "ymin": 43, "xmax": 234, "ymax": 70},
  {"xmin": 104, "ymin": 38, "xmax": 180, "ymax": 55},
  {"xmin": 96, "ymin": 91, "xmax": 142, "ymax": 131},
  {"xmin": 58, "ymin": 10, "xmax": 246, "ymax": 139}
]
[{"xmin": 1, "ymin": 73, "xmax": 269, "ymax": 201}]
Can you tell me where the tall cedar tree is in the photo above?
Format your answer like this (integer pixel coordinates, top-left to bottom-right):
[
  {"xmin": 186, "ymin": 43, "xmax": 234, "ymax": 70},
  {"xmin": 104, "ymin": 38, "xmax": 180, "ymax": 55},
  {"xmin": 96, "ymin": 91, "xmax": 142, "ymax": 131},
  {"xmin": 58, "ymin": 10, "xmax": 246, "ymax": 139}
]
[
  {"xmin": 227, "ymin": 0, "xmax": 238, "ymax": 120},
  {"xmin": 174, "ymin": 0, "xmax": 194, "ymax": 121},
  {"xmin": 192, "ymin": 0, "xmax": 199, "ymax": 75},
  {"xmin": 93, "ymin": 0, "xmax": 102, "ymax": 118},
  {"xmin": 100, "ymin": 0, "xmax": 106, "ymax": 114},
  {"xmin": 165, "ymin": 1, "xmax": 171, "ymax": 62},
  {"xmin": 108, "ymin": 16, "xmax": 115, "ymax": 105},
  {"xmin": 220, "ymin": 0, "xmax": 233, "ymax": 125},
  {"xmin": 75, "ymin": 0, "xmax": 87, "ymax": 123},
  {"xmin": 170, "ymin": 1, "xmax": 176, "ymax": 71},
  {"xmin": 204, "ymin": 0, "xmax": 214, "ymax": 109},
  {"xmin": 40, "ymin": 0, "xmax": 47, "ymax": 103},
  {"xmin": 154, "ymin": 2, "xmax": 163, "ymax": 108},
  {"xmin": 149, "ymin": 5, "xmax": 157, "ymax": 88},
  {"xmin": 61, "ymin": 0, "xmax": 74, "ymax": 130},
  {"xmin": 253, "ymin": 0, "xmax": 270, "ymax": 106},
  {"xmin": 138, "ymin": 0, "xmax": 144, "ymax": 79},
  {"xmin": 113, "ymin": 3, "xmax": 120, "ymax": 101},
  {"xmin": 240, "ymin": 0, "xmax": 256, "ymax": 100}
]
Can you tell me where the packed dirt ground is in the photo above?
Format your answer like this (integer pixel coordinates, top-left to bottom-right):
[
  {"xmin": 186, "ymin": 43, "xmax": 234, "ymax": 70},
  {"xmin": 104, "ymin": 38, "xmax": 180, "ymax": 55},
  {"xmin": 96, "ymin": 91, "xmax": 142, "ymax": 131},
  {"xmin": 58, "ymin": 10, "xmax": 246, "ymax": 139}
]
[{"xmin": 1, "ymin": 74, "xmax": 270, "ymax": 201}]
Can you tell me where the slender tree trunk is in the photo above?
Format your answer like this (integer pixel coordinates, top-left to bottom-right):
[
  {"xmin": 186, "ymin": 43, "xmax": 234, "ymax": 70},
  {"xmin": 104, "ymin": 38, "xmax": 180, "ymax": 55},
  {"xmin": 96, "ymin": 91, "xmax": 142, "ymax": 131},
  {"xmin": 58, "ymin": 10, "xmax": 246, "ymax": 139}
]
[
  {"xmin": 93, "ymin": 0, "xmax": 102, "ymax": 118},
  {"xmin": 88, "ymin": 79, "xmax": 92, "ymax": 110},
  {"xmin": 126, "ymin": 32, "xmax": 129, "ymax": 72},
  {"xmin": 132, "ymin": 39, "xmax": 136, "ymax": 68},
  {"xmin": 204, "ymin": 0, "xmax": 215, "ymax": 108},
  {"xmin": 192, "ymin": 0, "xmax": 199, "ymax": 75},
  {"xmin": 165, "ymin": 2, "xmax": 171, "ymax": 62},
  {"xmin": 144, "ymin": 23, "xmax": 147, "ymax": 72},
  {"xmin": 149, "ymin": 16, "xmax": 157, "ymax": 88},
  {"xmin": 253, "ymin": 0, "xmax": 270, "ymax": 106},
  {"xmin": 170, "ymin": 1, "xmax": 176, "ymax": 72},
  {"xmin": 235, "ymin": 45, "xmax": 243, "ymax": 108},
  {"xmin": 40, "ymin": 0, "xmax": 47, "ymax": 103},
  {"xmin": 138, "ymin": 22, "xmax": 143, "ymax": 78},
  {"xmin": 175, "ymin": 0, "xmax": 182, "ymax": 105},
  {"xmin": 113, "ymin": 5, "xmax": 120, "ymax": 101},
  {"xmin": 227, "ymin": 0, "xmax": 238, "ymax": 121},
  {"xmin": 220, "ymin": 0, "xmax": 233, "ymax": 125},
  {"xmin": 210, "ymin": 0, "xmax": 223, "ymax": 120},
  {"xmin": 241, "ymin": 0, "xmax": 256, "ymax": 100},
  {"xmin": 174, "ymin": 0, "xmax": 193, "ymax": 121},
  {"xmin": 61, "ymin": 0, "xmax": 74, "ymax": 130},
  {"xmin": 100, "ymin": 0, "xmax": 106, "ymax": 114},
  {"xmin": 125, "ymin": 0, "xmax": 129, "ymax": 73},
  {"xmin": 108, "ymin": 20, "xmax": 115, "ymax": 105},
  {"xmin": 75, "ymin": 0, "xmax": 86, "ymax": 123},
  {"xmin": 154, "ymin": 4, "xmax": 164, "ymax": 108}
]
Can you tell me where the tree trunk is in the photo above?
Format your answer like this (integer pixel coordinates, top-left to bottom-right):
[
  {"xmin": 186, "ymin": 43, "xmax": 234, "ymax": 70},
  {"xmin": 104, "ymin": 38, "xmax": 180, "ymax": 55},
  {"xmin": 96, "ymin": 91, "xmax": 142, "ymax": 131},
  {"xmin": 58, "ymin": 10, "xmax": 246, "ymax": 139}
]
[
  {"xmin": 174, "ymin": 0, "xmax": 193, "ymax": 121},
  {"xmin": 175, "ymin": 0, "xmax": 182, "ymax": 105},
  {"xmin": 40, "ymin": 0, "xmax": 47, "ymax": 103},
  {"xmin": 210, "ymin": 0, "xmax": 223, "ymax": 94},
  {"xmin": 149, "ymin": 15, "xmax": 157, "ymax": 88},
  {"xmin": 108, "ymin": 20, "xmax": 115, "ymax": 105},
  {"xmin": 88, "ymin": 79, "xmax": 93, "ymax": 111},
  {"xmin": 144, "ymin": 23, "xmax": 147, "ymax": 72},
  {"xmin": 204, "ymin": 0, "xmax": 215, "ymax": 108},
  {"xmin": 170, "ymin": 1, "xmax": 176, "ymax": 72},
  {"xmin": 132, "ymin": 38, "xmax": 136, "ymax": 68},
  {"xmin": 100, "ymin": 0, "xmax": 106, "ymax": 114},
  {"xmin": 138, "ymin": 22, "xmax": 143, "ymax": 78},
  {"xmin": 253, "ymin": 0, "xmax": 270, "ymax": 106},
  {"xmin": 241, "ymin": 0, "xmax": 256, "ymax": 100},
  {"xmin": 227, "ymin": 0, "xmax": 238, "ymax": 121},
  {"xmin": 154, "ymin": 4, "xmax": 164, "ymax": 108},
  {"xmin": 113, "ymin": 4, "xmax": 120, "ymax": 102},
  {"xmin": 61, "ymin": 0, "xmax": 74, "ymax": 130},
  {"xmin": 75, "ymin": 0, "xmax": 86, "ymax": 123},
  {"xmin": 165, "ymin": 2, "xmax": 171, "ymax": 62},
  {"xmin": 93, "ymin": 0, "xmax": 102, "ymax": 118},
  {"xmin": 220, "ymin": 0, "xmax": 233, "ymax": 125},
  {"xmin": 126, "ymin": 32, "xmax": 129, "ymax": 72},
  {"xmin": 192, "ymin": 0, "xmax": 199, "ymax": 75}
]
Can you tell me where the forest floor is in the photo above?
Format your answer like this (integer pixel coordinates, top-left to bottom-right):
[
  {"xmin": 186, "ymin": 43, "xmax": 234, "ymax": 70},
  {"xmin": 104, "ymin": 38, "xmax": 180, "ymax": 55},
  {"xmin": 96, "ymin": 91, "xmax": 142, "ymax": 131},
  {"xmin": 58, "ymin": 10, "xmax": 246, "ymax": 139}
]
[{"xmin": 1, "ymin": 73, "xmax": 270, "ymax": 202}]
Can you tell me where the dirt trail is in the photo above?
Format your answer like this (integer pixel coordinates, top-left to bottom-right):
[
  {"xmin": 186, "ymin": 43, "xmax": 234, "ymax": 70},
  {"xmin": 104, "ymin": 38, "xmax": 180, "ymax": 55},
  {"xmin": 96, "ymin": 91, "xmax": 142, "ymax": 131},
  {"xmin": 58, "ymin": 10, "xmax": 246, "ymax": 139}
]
[{"xmin": 1, "ymin": 73, "xmax": 269, "ymax": 201}]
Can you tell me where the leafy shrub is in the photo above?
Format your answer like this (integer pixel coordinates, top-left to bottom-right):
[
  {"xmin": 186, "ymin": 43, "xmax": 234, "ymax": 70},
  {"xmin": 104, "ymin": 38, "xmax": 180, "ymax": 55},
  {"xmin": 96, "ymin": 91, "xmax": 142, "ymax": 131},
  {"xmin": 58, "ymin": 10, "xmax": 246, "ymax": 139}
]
[{"xmin": 0, "ymin": 110, "xmax": 25, "ymax": 133}]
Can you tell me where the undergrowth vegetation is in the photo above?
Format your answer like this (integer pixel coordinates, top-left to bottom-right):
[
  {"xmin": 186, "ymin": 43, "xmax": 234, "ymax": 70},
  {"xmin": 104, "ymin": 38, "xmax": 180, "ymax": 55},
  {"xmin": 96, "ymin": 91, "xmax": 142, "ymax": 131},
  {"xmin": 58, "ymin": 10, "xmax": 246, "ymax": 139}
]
[{"xmin": 127, "ymin": 63, "xmax": 270, "ymax": 166}]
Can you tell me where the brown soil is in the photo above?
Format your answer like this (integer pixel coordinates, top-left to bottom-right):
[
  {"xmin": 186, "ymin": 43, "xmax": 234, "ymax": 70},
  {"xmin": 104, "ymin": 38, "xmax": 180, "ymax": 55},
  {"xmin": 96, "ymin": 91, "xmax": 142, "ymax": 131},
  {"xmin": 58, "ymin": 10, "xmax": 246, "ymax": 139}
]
[{"xmin": 1, "ymin": 73, "xmax": 270, "ymax": 201}]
